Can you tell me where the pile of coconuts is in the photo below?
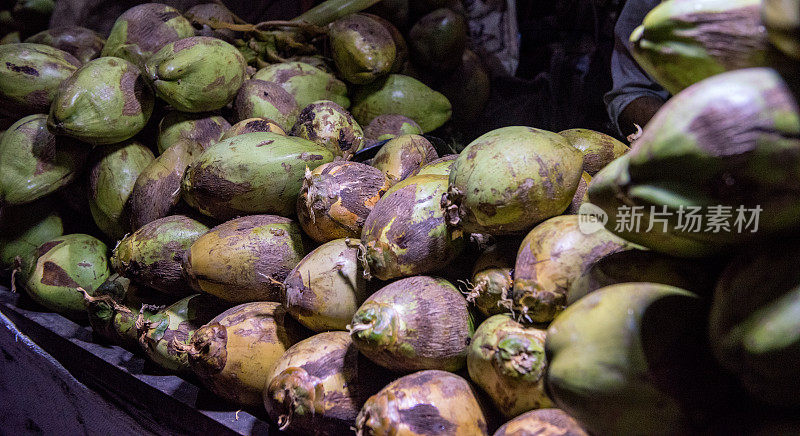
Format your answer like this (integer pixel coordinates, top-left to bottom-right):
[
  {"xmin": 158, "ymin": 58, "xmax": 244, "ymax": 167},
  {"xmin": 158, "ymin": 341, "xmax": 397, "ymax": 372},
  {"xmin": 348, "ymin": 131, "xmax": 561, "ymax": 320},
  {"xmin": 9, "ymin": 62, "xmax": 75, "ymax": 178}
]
[{"xmin": 2, "ymin": 0, "xmax": 800, "ymax": 435}]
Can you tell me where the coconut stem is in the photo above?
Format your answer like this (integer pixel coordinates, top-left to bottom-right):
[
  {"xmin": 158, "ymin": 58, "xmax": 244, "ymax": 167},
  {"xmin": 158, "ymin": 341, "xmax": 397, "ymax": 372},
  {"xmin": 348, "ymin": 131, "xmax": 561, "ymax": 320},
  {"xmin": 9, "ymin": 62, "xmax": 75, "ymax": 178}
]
[{"xmin": 292, "ymin": 0, "xmax": 382, "ymax": 26}]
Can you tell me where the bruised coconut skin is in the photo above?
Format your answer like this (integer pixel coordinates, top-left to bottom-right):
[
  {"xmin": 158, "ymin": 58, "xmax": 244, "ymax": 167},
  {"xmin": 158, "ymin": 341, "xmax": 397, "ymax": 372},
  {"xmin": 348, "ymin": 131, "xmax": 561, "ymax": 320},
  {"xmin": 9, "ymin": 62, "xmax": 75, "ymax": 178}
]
[
  {"xmin": 181, "ymin": 132, "xmax": 334, "ymax": 220},
  {"xmin": 0, "ymin": 43, "xmax": 81, "ymax": 117},
  {"xmin": 126, "ymin": 140, "xmax": 200, "ymax": 230},
  {"xmin": 558, "ymin": 129, "xmax": 629, "ymax": 176},
  {"xmin": 102, "ymin": 3, "xmax": 196, "ymax": 66},
  {"xmin": 512, "ymin": 215, "xmax": 635, "ymax": 324},
  {"xmin": 361, "ymin": 175, "xmax": 464, "ymax": 280},
  {"xmin": 467, "ymin": 315, "xmax": 552, "ymax": 419},
  {"xmin": 329, "ymin": 13, "xmax": 396, "ymax": 85},
  {"xmin": 265, "ymin": 332, "xmax": 388, "ymax": 436},
  {"xmin": 87, "ymin": 140, "xmax": 155, "ymax": 240},
  {"xmin": 252, "ymin": 61, "xmax": 350, "ymax": 110},
  {"xmin": 186, "ymin": 302, "xmax": 301, "ymax": 406},
  {"xmin": 493, "ymin": 408, "xmax": 588, "ymax": 436},
  {"xmin": 47, "ymin": 57, "xmax": 154, "ymax": 145},
  {"xmin": 564, "ymin": 172, "xmax": 591, "ymax": 215},
  {"xmin": 24, "ymin": 234, "xmax": 110, "ymax": 318},
  {"xmin": 411, "ymin": 154, "xmax": 457, "ymax": 177},
  {"xmin": 349, "ymin": 276, "xmax": 473, "ymax": 372},
  {"xmin": 283, "ymin": 238, "xmax": 369, "ymax": 332},
  {"xmin": 291, "ymin": 100, "xmax": 366, "ymax": 159},
  {"xmin": 25, "ymin": 26, "xmax": 105, "ymax": 64},
  {"xmin": 182, "ymin": 215, "xmax": 305, "ymax": 303},
  {"xmin": 0, "ymin": 114, "xmax": 88, "ymax": 207},
  {"xmin": 444, "ymin": 126, "xmax": 583, "ymax": 235},
  {"xmin": 468, "ymin": 243, "xmax": 515, "ymax": 317},
  {"xmin": 356, "ymin": 370, "xmax": 489, "ymax": 436},
  {"xmin": 137, "ymin": 293, "xmax": 226, "ymax": 372},
  {"xmin": 185, "ymin": 3, "xmax": 237, "ymax": 42},
  {"xmin": 630, "ymin": 0, "xmax": 768, "ymax": 95},
  {"xmin": 363, "ymin": 114, "xmax": 423, "ymax": 142},
  {"xmin": 156, "ymin": 111, "xmax": 230, "ymax": 155},
  {"xmin": 234, "ymin": 79, "xmax": 300, "ymax": 132},
  {"xmin": 298, "ymin": 161, "xmax": 390, "ymax": 243},
  {"xmin": 221, "ymin": 117, "xmax": 286, "ymax": 140},
  {"xmin": 371, "ymin": 134, "xmax": 438, "ymax": 186},
  {"xmin": 112, "ymin": 215, "xmax": 209, "ymax": 296},
  {"xmin": 145, "ymin": 36, "xmax": 247, "ymax": 113}
]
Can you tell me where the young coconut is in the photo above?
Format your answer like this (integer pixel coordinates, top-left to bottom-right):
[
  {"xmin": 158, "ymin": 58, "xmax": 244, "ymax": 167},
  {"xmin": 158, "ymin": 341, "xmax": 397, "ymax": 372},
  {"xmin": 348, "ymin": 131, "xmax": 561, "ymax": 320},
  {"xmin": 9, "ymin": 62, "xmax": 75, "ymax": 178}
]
[
  {"xmin": 184, "ymin": 3, "xmax": 237, "ymax": 42},
  {"xmin": 467, "ymin": 315, "xmax": 552, "ymax": 419},
  {"xmin": 234, "ymin": 79, "xmax": 300, "ymax": 132},
  {"xmin": 297, "ymin": 161, "xmax": 390, "ymax": 243},
  {"xmin": 291, "ymin": 100, "xmax": 365, "ymax": 159},
  {"xmin": 112, "ymin": 215, "xmax": 209, "ymax": 296},
  {"xmin": 408, "ymin": 8, "xmax": 468, "ymax": 73},
  {"xmin": 145, "ymin": 36, "xmax": 246, "ymax": 113},
  {"xmin": 156, "ymin": 111, "xmax": 230, "ymax": 155},
  {"xmin": 87, "ymin": 140, "xmax": 155, "ymax": 240},
  {"xmin": 558, "ymin": 129, "xmax": 629, "ymax": 176},
  {"xmin": 564, "ymin": 172, "xmax": 591, "ymax": 215},
  {"xmin": 182, "ymin": 215, "xmax": 305, "ymax": 303},
  {"xmin": 370, "ymin": 134, "xmax": 438, "ymax": 185},
  {"xmin": 355, "ymin": 370, "xmax": 489, "ymax": 436},
  {"xmin": 264, "ymin": 331, "xmax": 389, "ymax": 435},
  {"xmin": 443, "ymin": 126, "xmax": 583, "ymax": 235},
  {"xmin": 252, "ymin": 61, "xmax": 350, "ymax": 110},
  {"xmin": 329, "ymin": 13, "xmax": 396, "ymax": 85},
  {"xmin": 466, "ymin": 242, "xmax": 516, "ymax": 317},
  {"xmin": 360, "ymin": 174, "xmax": 464, "ymax": 281},
  {"xmin": 348, "ymin": 276, "xmax": 473, "ymax": 372},
  {"xmin": 513, "ymin": 215, "xmax": 635, "ymax": 324},
  {"xmin": 180, "ymin": 302, "xmax": 301, "ymax": 407},
  {"xmin": 0, "ymin": 114, "xmax": 87, "ymax": 208},
  {"xmin": 0, "ymin": 43, "xmax": 81, "ymax": 117},
  {"xmin": 136, "ymin": 293, "xmax": 226, "ymax": 372},
  {"xmin": 102, "ymin": 3, "xmax": 196, "ymax": 66},
  {"xmin": 24, "ymin": 234, "xmax": 110, "ymax": 318},
  {"xmin": 125, "ymin": 140, "xmax": 200, "ymax": 230},
  {"xmin": 25, "ymin": 26, "xmax": 105, "ymax": 64},
  {"xmin": 493, "ymin": 409, "xmax": 588, "ymax": 436},
  {"xmin": 221, "ymin": 117, "xmax": 286, "ymax": 140},
  {"xmin": 0, "ymin": 199, "xmax": 63, "ymax": 284},
  {"xmin": 282, "ymin": 238, "xmax": 369, "ymax": 332},
  {"xmin": 181, "ymin": 132, "xmax": 334, "ymax": 220},
  {"xmin": 363, "ymin": 114, "xmax": 423, "ymax": 142},
  {"xmin": 47, "ymin": 56, "xmax": 155, "ymax": 145}
]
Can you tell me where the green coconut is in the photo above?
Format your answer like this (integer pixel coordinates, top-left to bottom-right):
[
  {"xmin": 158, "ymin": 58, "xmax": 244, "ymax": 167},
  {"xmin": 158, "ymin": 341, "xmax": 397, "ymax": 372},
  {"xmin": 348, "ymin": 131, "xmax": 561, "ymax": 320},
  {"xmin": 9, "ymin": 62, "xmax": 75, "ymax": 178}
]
[
  {"xmin": 25, "ymin": 26, "xmax": 105, "ymax": 64},
  {"xmin": 102, "ymin": 3, "xmax": 195, "ymax": 66},
  {"xmin": 329, "ymin": 13, "xmax": 396, "ymax": 84},
  {"xmin": 252, "ymin": 61, "xmax": 350, "ymax": 109},
  {"xmin": 234, "ymin": 79, "xmax": 300, "ymax": 131}
]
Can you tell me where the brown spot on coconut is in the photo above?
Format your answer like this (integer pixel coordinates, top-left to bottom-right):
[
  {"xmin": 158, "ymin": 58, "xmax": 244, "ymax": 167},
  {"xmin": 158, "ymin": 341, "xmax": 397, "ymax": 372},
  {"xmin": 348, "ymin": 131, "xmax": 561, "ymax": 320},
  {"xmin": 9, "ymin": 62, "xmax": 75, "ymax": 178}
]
[
  {"xmin": 493, "ymin": 408, "xmax": 589, "ymax": 436},
  {"xmin": 222, "ymin": 117, "xmax": 285, "ymax": 140},
  {"xmin": 291, "ymin": 100, "xmax": 365, "ymax": 159},
  {"xmin": 564, "ymin": 172, "xmax": 591, "ymax": 215},
  {"xmin": 298, "ymin": 161, "xmax": 390, "ymax": 243},
  {"xmin": 264, "ymin": 331, "xmax": 389, "ymax": 435},
  {"xmin": 558, "ymin": 129, "xmax": 629, "ymax": 176},
  {"xmin": 355, "ymin": 370, "xmax": 489, "ymax": 436},
  {"xmin": 363, "ymin": 114, "xmax": 423, "ymax": 142},
  {"xmin": 185, "ymin": 302, "xmax": 301, "ymax": 407}
]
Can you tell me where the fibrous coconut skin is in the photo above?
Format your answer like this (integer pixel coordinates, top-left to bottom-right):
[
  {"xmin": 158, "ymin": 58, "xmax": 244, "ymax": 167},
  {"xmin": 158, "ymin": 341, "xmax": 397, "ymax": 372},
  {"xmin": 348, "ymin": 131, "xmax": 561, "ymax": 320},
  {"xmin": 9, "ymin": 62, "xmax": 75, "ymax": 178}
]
[
  {"xmin": 348, "ymin": 276, "xmax": 473, "ymax": 372},
  {"xmin": 355, "ymin": 370, "xmax": 489, "ymax": 436},
  {"xmin": 182, "ymin": 215, "xmax": 305, "ymax": 303},
  {"xmin": 298, "ymin": 161, "xmax": 390, "ymax": 243},
  {"xmin": 466, "ymin": 242, "xmax": 515, "ymax": 318},
  {"xmin": 370, "ymin": 134, "xmax": 438, "ymax": 185},
  {"xmin": 184, "ymin": 302, "xmax": 301, "ymax": 407},
  {"xmin": 291, "ymin": 100, "xmax": 365, "ymax": 159},
  {"xmin": 264, "ymin": 331, "xmax": 388, "ymax": 435}
]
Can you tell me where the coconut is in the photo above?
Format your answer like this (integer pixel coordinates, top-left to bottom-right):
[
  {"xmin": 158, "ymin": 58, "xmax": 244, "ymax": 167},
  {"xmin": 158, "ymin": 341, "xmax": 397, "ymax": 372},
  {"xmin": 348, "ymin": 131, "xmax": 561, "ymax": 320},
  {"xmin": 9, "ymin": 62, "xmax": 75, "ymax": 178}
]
[
  {"xmin": 291, "ymin": 100, "xmax": 365, "ymax": 159},
  {"xmin": 329, "ymin": 13, "xmax": 396, "ymax": 84},
  {"xmin": 234, "ymin": 79, "xmax": 300, "ymax": 131},
  {"xmin": 349, "ymin": 276, "xmax": 473, "ymax": 372},
  {"xmin": 0, "ymin": 198, "xmax": 63, "ymax": 283},
  {"xmin": 493, "ymin": 409, "xmax": 588, "ymax": 436},
  {"xmin": 408, "ymin": 8, "xmax": 468, "ymax": 73},
  {"xmin": 466, "ymin": 241, "xmax": 516, "ymax": 317},
  {"xmin": 363, "ymin": 114, "xmax": 423, "ymax": 142},
  {"xmin": 264, "ymin": 331, "xmax": 388, "ymax": 435},
  {"xmin": 356, "ymin": 370, "xmax": 489, "ymax": 436},
  {"xmin": 282, "ymin": 238, "xmax": 369, "ymax": 332},
  {"xmin": 558, "ymin": 128, "xmax": 629, "ymax": 176},
  {"xmin": 370, "ymin": 134, "xmax": 438, "ymax": 185},
  {"xmin": 102, "ymin": 3, "xmax": 195, "ymax": 66},
  {"xmin": 156, "ymin": 111, "xmax": 230, "ymax": 155},
  {"xmin": 350, "ymin": 74, "xmax": 451, "ymax": 132},
  {"xmin": 297, "ymin": 161, "xmax": 390, "ymax": 243},
  {"xmin": 221, "ymin": 117, "xmax": 286, "ymax": 139},
  {"xmin": 182, "ymin": 215, "xmax": 305, "ymax": 303},
  {"xmin": 252, "ymin": 61, "xmax": 350, "ymax": 110},
  {"xmin": 25, "ymin": 26, "xmax": 105, "ymax": 64},
  {"xmin": 183, "ymin": 302, "xmax": 301, "ymax": 406}
]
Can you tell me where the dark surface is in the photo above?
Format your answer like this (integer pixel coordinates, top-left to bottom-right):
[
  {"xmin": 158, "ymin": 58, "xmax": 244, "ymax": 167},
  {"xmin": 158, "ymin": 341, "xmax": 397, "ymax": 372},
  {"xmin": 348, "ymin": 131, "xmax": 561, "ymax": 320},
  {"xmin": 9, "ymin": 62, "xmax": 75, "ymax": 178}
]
[{"xmin": 0, "ymin": 287, "xmax": 277, "ymax": 436}]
